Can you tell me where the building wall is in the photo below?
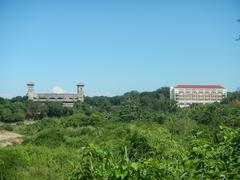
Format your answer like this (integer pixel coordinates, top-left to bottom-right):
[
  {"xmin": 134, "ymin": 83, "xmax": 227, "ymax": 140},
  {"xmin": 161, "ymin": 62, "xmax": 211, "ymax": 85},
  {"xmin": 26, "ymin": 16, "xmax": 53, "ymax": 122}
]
[
  {"xmin": 170, "ymin": 86, "xmax": 227, "ymax": 107},
  {"xmin": 29, "ymin": 93, "xmax": 83, "ymax": 107},
  {"xmin": 27, "ymin": 82, "xmax": 84, "ymax": 107}
]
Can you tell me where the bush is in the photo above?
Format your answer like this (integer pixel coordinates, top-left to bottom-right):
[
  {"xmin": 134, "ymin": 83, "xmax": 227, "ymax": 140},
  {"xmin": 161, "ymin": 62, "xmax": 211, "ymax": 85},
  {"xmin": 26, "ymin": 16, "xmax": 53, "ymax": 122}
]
[
  {"xmin": 119, "ymin": 100, "xmax": 141, "ymax": 122},
  {"xmin": 65, "ymin": 136, "xmax": 84, "ymax": 148},
  {"xmin": 64, "ymin": 113, "xmax": 101, "ymax": 128},
  {"xmin": 153, "ymin": 113, "xmax": 172, "ymax": 124},
  {"xmin": 127, "ymin": 131, "xmax": 152, "ymax": 160},
  {"xmin": 165, "ymin": 117, "xmax": 197, "ymax": 135},
  {"xmin": 67, "ymin": 143, "xmax": 184, "ymax": 179},
  {"xmin": 3, "ymin": 124, "xmax": 14, "ymax": 131},
  {"xmin": 0, "ymin": 147, "xmax": 29, "ymax": 179},
  {"xmin": 32, "ymin": 128, "xmax": 65, "ymax": 148},
  {"xmin": 183, "ymin": 126, "xmax": 240, "ymax": 179}
]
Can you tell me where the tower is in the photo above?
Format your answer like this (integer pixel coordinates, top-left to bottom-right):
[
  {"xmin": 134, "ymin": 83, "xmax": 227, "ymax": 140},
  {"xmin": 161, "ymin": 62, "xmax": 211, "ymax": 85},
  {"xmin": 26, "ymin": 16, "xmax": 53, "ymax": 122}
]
[
  {"xmin": 170, "ymin": 86, "xmax": 174, "ymax": 100},
  {"xmin": 27, "ymin": 81, "xmax": 35, "ymax": 100},
  {"xmin": 76, "ymin": 83, "xmax": 84, "ymax": 102}
]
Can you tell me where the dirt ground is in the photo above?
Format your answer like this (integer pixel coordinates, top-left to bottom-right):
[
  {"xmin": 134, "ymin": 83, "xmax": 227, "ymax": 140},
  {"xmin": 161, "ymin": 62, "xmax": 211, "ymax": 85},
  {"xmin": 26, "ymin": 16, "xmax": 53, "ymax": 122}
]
[{"xmin": 0, "ymin": 131, "xmax": 23, "ymax": 147}]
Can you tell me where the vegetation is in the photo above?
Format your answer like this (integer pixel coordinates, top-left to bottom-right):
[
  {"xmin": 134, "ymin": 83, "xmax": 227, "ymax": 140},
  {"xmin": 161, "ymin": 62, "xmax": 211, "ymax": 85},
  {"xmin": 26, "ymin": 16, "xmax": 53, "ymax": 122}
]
[{"xmin": 0, "ymin": 87, "xmax": 240, "ymax": 179}]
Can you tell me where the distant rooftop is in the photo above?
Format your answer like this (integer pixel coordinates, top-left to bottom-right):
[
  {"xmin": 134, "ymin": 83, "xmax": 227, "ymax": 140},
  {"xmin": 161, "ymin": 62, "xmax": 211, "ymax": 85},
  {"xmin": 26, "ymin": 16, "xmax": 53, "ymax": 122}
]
[
  {"xmin": 77, "ymin": 83, "xmax": 84, "ymax": 86},
  {"xmin": 27, "ymin": 81, "xmax": 34, "ymax": 85},
  {"xmin": 175, "ymin": 85, "xmax": 225, "ymax": 89}
]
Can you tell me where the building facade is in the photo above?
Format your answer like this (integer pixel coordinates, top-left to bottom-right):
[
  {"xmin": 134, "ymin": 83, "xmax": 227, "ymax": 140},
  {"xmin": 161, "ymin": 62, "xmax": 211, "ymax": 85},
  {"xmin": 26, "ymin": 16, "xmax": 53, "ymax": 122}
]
[
  {"xmin": 26, "ymin": 82, "xmax": 84, "ymax": 107},
  {"xmin": 170, "ymin": 85, "xmax": 227, "ymax": 107}
]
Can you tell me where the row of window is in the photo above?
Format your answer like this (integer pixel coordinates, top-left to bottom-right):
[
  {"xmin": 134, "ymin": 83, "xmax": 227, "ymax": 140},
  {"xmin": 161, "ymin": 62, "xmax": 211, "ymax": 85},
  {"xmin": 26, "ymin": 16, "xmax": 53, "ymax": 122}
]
[
  {"xmin": 176, "ymin": 98, "xmax": 222, "ymax": 101},
  {"xmin": 176, "ymin": 95, "xmax": 224, "ymax": 98},
  {"xmin": 177, "ymin": 91, "xmax": 224, "ymax": 94},
  {"xmin": 176, "ymin": 96, "xmax": 225, "ymax": 99},
  {"xmin": 35, "ymin": 97, "xmax": 78, "ymax": 100},
  {"xmin": 176, "ymin": 94, "xmax": 225, "ymax": 96},
  {"xmin": 175, "ymin": 96, "xmax": 225, "ymax": 99}
]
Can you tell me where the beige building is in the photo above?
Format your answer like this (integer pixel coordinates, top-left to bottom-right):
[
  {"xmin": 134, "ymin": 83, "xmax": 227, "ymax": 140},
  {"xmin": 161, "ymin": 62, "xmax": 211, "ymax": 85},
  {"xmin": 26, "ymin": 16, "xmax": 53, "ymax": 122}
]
[
  {"xmin": 170, "ymin": 85, "xmax": 227, "ymax": 107},
  {"xmin": 26, "ymin": 82, "xmax": 84, "ymax": 107}
]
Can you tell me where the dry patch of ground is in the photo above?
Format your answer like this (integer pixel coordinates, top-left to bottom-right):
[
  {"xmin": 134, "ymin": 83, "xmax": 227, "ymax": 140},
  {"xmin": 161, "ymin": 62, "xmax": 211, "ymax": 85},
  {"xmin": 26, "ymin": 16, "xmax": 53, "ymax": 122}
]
[{"xmin": 0, "ymin": 131, "xmax": 22, "ymax": 147}]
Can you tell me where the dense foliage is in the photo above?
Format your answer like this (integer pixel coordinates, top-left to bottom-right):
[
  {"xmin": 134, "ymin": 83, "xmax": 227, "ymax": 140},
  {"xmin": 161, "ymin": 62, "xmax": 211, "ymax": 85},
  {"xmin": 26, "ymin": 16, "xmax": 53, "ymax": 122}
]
[{"xmin": 0, "ymin": 88, "xmax": 240, "ymax": 179}]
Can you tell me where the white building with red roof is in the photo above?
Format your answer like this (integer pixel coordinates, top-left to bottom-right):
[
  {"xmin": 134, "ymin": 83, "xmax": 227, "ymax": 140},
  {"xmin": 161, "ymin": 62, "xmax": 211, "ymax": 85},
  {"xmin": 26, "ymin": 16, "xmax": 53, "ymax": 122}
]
[{"xmin": 170, "ymin": 85, "xmax": 227, "ymax": 107}]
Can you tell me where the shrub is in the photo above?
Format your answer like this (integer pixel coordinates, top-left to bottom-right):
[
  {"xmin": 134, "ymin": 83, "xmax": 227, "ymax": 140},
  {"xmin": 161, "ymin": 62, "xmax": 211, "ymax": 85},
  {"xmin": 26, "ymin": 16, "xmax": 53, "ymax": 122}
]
[
  {"xmin": 67, "ymin": 143, "xmax": 185, "ymax": 179},
  {"xmin": 127, "ymin": 131, "xmax": 152, "ymax": 160},
  {"xmin": 3, "ymin": 124, "xmax": 13, "ymax": 131},
  {"xmin": 64, "ymin": 113, "xmax": 101, "ymax": 128},
  {"xmin": 0, "ymin": 147, "xmax": 29, "ymax": 179},
  {"xmin": 32, "ymin": 128, "xmax": 65, "ymax": 148},
  {"xmin": 183, "ymin": 126, "xmax": 240, "ymax": 179},
  {"xmin": 65, "ymin": 136, "xmax": 84, "ymax": 148},
  {"xmin": 153, "ymin": 113, "xmax": 172, "ymax": 124},
  {"xmin": 165, "ymin": 117, "xmax": 197, "ymax": 135}
]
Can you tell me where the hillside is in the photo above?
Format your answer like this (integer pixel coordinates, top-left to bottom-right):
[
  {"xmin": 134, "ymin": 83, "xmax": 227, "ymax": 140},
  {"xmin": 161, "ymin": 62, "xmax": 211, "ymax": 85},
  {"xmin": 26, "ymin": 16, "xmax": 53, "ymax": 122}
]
[{"xmin": 0, "ymin": 88, "xmax": 240, "ymax": 179}]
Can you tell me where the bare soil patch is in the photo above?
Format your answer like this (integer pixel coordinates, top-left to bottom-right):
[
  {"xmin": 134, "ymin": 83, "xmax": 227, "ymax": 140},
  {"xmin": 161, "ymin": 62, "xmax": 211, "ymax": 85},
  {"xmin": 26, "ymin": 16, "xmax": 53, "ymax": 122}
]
[{"xmin": 0, "ymin": 131, "xmax": 22, "ymax": 147}]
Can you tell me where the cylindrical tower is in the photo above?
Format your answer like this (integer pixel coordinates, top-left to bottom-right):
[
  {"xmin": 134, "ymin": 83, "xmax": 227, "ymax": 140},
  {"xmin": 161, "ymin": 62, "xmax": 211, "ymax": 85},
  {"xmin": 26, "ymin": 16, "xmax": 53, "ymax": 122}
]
[
  {"xmin": 170, "ymin": 86, "xmax": 174, "ymax": 100},
  {"xmin": 27, "ymin": 81, "xmax": 35, "ymax": 100},
  {"xmin": 76, "ymin": 83, "xmax": 84, "ymax": 102}
]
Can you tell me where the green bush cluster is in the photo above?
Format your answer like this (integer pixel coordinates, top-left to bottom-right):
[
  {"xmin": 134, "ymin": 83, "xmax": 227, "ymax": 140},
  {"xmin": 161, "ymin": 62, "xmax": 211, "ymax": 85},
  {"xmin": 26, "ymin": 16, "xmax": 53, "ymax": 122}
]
[
  {"xmin": 68, "ymin": 126, "xmax": 240, "ymax": 179},
  {"xmin": 63, "ymin": 112, "xmax": 102, "ymax": 128},
  {"xmin": 0, "ymin": 97, "xmax": 26, "ymax": 122}
]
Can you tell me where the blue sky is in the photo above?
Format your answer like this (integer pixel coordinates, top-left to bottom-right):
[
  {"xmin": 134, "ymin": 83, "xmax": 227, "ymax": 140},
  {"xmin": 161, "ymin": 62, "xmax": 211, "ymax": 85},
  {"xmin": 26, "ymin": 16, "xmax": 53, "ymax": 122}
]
[{"xmin": 0, "ymin": 0, "xmax": 240, "ymax": 98}]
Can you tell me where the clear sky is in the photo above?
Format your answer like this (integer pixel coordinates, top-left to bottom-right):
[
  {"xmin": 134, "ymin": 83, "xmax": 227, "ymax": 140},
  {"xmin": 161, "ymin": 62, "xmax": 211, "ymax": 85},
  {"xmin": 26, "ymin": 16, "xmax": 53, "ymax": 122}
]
[{"xmin": 0, "ymin": 0, "xmax": 240, "ymax": 98}]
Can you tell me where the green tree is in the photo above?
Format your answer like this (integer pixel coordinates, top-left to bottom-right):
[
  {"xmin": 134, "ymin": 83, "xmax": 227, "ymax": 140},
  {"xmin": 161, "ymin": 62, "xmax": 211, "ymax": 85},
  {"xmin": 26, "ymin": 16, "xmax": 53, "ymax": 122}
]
[
  {"xmin": 74, "ymin": 101, "xmax": 92, "ymax": 115},
  {"xmin": 26, "ymin": 101, "xmax": 48, "ymax": 120},
  {"xmin": 46, "ymin": 102, "xmax": 64, "ymax": 117},
  {"xmin": 0, "ymin": 108, "xmax": 12, "ymax": 122},
  {"xmin": 119, "ymin": 100, "xmax": 141, "ymax": 122}
]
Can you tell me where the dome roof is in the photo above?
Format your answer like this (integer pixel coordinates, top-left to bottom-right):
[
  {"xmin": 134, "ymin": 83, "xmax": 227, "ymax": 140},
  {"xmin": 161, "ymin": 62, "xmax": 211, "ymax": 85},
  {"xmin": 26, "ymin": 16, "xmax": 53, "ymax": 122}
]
[
  {"xmin": 77, "ymin": 83, "xmax": 84, "ymax": 86},
  {"xmin": 27, "ymin": 81, "xmax": 34, "ymax": 85}
]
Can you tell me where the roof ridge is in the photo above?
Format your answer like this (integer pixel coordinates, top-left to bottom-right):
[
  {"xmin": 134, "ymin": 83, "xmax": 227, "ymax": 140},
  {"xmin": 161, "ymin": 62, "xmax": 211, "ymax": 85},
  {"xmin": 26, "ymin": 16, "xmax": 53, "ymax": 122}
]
[{"xmin": 175, "ymin": 85, "xmax": 224, "ymax": 89}]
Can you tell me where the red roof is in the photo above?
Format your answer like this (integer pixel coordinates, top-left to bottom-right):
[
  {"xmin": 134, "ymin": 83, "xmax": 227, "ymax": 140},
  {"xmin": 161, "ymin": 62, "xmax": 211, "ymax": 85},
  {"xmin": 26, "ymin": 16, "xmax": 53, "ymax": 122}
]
[{"xmin": 175, "ymin": 85, "xmax": 224, "ymax": 89}]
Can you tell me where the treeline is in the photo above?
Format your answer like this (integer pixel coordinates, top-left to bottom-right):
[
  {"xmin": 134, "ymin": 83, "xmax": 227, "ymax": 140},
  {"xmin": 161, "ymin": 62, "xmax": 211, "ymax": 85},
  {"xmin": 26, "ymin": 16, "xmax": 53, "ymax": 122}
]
[
  {"xmin": 0, "ymin": 97, "xmax": 73, "ymax": 122},
  {"xmin": 0, "ymin": 87, "xmax": 176, "ymax": 123},
  {"xmin": 1, "ymin": 87, "xmax": 240, "ymax": 131}
]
